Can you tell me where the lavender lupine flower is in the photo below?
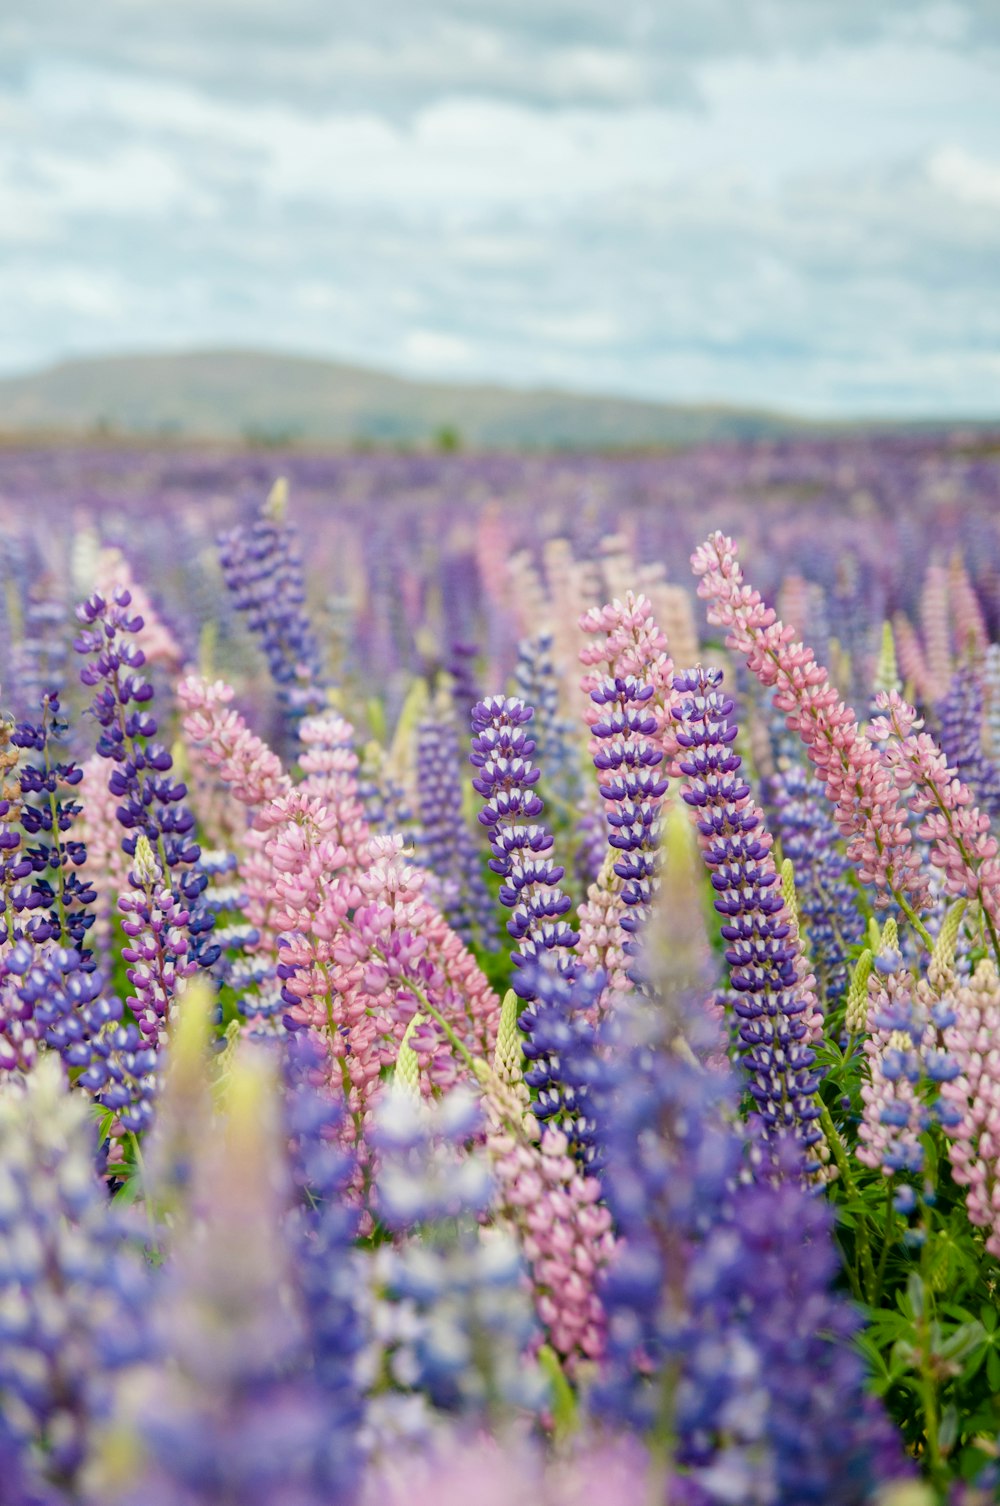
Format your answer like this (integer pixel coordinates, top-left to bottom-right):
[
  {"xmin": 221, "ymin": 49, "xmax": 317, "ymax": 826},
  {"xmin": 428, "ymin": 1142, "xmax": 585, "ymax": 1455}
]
[
  {"xmin": 857, "ymin": 947, "xmax": 962, "ymax": 1178},
  {"xmin": 118, "ymin": 836, "xmax": 197, "ymax": 1048},
  {"xmin": 515, "ymin": 632, "xmax": 581, "ymax": 803},
  {"xmin": 588, "ymin": 674, "xmax": 669, "ymax": 986},
  {"xmin": 7, "ymin": 584, "xmax": 67, "ymax": 722},
  {"xmin": 284, "ymin": 1033, "xmax": 365, "ymax": 1494},
  {"xmin": 74, "ymin": 586, "xmax": 218, "ymax": 972},
  {"xmin": 448, "ymin": 639, "xmax": 481, "ymax": 730},
  {"xmin": 372, "ymin": 1085, "xmax": 542, "ymax": 1420},
  {"xmin": 593, "ymin": 998, "xmax": 906, "ymax": 1504},
  {"xmin": 766, "ymin": 756, "xmax": 864, "ymax": 1007},
  {"xmin": 590, "ymin": 994, "xmax": 741, "ymax": 1438},
  {"xmin": 700, "ymin": 1162, "xmax": 912, "ymax": 1506},
  {"xmin": 470, "ymin": 695, "xmax": 578, "ymax": 1027},
  {"xmin": 217, "ymin": 478, "xmax": 327, "ymax": 737},
  {"xmin": 937, "ymin": 666, "xmax": 1000, "ymax": 820},
  {"xmin": 417, "ymin": 711, "xmax": 499, "ymax": 949},
  {"xmin": 118, "ymin": 1047, "xmax": 361, "ymax": 1506},
  {"xmin": 358, "ymin": 744, "xmax": 418, "ymax": 843},
  {"xmin": 0, "ymin": 1057, "xmax": 150, "ymax": 1498},
  {"xmin": 519, "ymin": 961, "xmax": 605, "ymax": 1170},
  {"xmin": 12, "ymin": 693, "xmax": 96, "ymax": 959},
  {"xmin": 673, "ymin": 666, "xmax": 824, "ymax": 1159}
]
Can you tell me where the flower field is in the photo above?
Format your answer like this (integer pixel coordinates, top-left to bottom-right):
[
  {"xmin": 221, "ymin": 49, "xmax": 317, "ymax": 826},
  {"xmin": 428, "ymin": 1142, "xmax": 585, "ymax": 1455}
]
[{"xmin": 3, "ymin": 431, "xmax": 1000, "ymax": 1504}]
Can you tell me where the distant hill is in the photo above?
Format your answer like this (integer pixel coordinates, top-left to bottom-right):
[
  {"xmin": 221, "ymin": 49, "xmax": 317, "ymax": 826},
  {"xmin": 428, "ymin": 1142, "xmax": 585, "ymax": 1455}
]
[
  {"xmin": 0, "ymin": 348, "xmax": 837, "ymax": 449},
  {"xmin": 1, "ymin": 349, "xmax": 993, "ymax": 449}
]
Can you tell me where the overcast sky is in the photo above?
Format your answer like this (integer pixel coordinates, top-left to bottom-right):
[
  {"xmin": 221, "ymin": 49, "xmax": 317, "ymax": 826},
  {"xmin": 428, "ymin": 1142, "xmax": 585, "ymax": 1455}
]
[{"xmin": 3, "ymin": 2, "xmax": 999, "ymax": 415}]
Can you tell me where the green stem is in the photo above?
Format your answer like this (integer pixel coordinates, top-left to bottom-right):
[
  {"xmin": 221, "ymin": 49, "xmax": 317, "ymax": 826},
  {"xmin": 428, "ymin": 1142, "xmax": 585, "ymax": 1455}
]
[
  {"xmin": 917, "ymin": 1228, "xmax": 946, "ymax": 1493},
  {"xmin": 819, "ymin": 1100, "xmax": 877, "ymax": 1301},
  {"xmin": 872, "ymin": 1180, "xmax": 895, "ymax": 1309}
]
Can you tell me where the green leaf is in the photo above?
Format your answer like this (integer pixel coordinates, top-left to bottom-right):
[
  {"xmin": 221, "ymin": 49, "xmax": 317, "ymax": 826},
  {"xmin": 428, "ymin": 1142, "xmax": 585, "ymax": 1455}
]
[
  {"xmin": 987, "ymin": 1346, "xmax": 1000, "ymax": 1392},
  {"xmin": 537, "ymin": 1344, "xmax": 578, "ymax": 1442}
]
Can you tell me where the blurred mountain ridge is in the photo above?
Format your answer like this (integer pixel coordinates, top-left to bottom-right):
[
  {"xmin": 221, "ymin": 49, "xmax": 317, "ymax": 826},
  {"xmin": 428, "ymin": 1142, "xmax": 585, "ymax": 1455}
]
[{"xmin": 0, "ymin": 349, "xmax": 989, "ymax": 449}]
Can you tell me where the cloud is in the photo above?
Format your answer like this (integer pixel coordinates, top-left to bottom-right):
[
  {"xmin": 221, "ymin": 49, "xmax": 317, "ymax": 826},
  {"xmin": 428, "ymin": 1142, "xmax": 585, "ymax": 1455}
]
[
  {"xmin": 1, "ymin": 3, "xmax": 998, "ymax": 414},
  {"xmin": 927, "ymin": 145, "xmax": 1000, "ymax": 208},
  {"xmin": 2, "ymin": 2, "xmax": 995, "ymax": 114}
]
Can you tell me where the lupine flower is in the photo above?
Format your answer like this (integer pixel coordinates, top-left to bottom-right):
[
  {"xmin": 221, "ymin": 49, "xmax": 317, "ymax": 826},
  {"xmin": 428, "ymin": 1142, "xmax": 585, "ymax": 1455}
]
[
  {"xmin": 0, "ymin": 1057, "xmax": 150, "ymax": 1497},
  {"xmin": 691, "ymin": 532, "xmax": 930, "ymax": 917},
  {"xmin": 6, "ymin": 582, "xmax": 67, "ymax": 722},
  {"xmin": 519, "ymin": 960, "xmax": 605, "ymax": 1168},
  {"xmin": 588, "ymin": 673, "xmax": 669, "ymax": 987},
  {"xmin": 940, "ymin": 958, "xmax": 1000, "ymax": 1255},
  {"xmin": 177, "ymin": 673, "xmax": 288, "ymax": 812},
  {"xmin": 470, "ymin": 1055, "xmax": 612, "ymax": 1372},
  {"xmin": 920, "ymin": 560, "xmax": 953, "ymax": 705},
  {"xmin": 575, "ymin": 855, "xmax": 629, "ymax": 1009},
  {"xmin": 114, "ymin": 1046, "xmax": 360, "ymax": 1506},
  {"xmin": 673, "ymin": 666, "xmax": 824, "ymax": 1158},
  {"xmin": 74, "ymin": 587, "xmax": 217, "ymax": 970},
  {"xmin": 470, "ymin": 695, "xmax": 578, "ymax": 1027},
  {"xmin": 871, "ymin": 690, "xmax": 1000, "ymax": 945},
  {"xmin": 371, "ymin": 1085, "xmax": 542, "ymax": 1420},
  {"xmin": 118, "ymin": 835, "xmax": 197, "ymax": 1048},
  {"xmin": 217, "ymin": 478, "xmax": 327, "ymax": 738},
  {"xmin": 579, "ymin": 590, "xmax": 680, "ymax": 773},
  {"xmin": 12, "ymin": 693, "xmax": 96, "ymax": 957},
  {"xmin": 936, "ymin": 666, "xmax": 1000, "ymax": 820},
  {"xmin": 858, "ymin": 913, "xmax": 963, "ymax": 1177},
  {"xmin": 766, "ymin": 755, "xmax": 865, "ymax": 1006},
  {"xmin": 514, "ymin": 632, "xmax": 581, "ymax": 802},
  {"xmin": 447, "ymin": 639, "xmax": 480, "ymax": 729},
  {"xmin": 416, "ymin": 705, "xmax": 498, "ymax": 949}
]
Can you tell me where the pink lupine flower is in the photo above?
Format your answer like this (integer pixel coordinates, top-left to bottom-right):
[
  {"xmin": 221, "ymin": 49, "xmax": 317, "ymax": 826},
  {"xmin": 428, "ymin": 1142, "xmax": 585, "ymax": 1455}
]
[
  {"xmin": 93, "ymin": 547, "xmax": 184, "ymax": 670},
  {"xmin": 177, "ymin": 674, "xmax": 289, "ymax": 809},
  {"xmin": 857, "ymin": 967, "xmax": 928, "ymax": 1177},
  {"xmin": 941, "ymin": 959, "xmax": 1000, "ymax": 1255},
  {"xmin": 575, "ymin": 859, "xmax": 630, "ymax": 1018},
  {"xmin": 871, "ymin": 691, "xmax": 1000, "ymax": 947},
  {"xmin": 579, "ymin": 590, "xmax": 680, "ymax": 772},
  {"xmin": 892, "ymin": 612, "xmax": 931, "ymax": 706},
  {"xmin": 476, "ymin": 1062, "xmax": 613, "ymax": 1372},
  {"xmin": 298, "ymin": 711, "xmax": 371, "ymax": 868},
  {"xmin": 920, "ymin": 560, "xmax": 952, "ymax": 703},
  {"xmin": 949, "ymin": 552, "xmax": 989, "ymax": 661},
  {"xmin": 77, "ymin": 753, "xmax": 131, "ymax": 956},
  {"xmin": 691, "ymin": 532, "xmax": 929, "ymax": 917}
]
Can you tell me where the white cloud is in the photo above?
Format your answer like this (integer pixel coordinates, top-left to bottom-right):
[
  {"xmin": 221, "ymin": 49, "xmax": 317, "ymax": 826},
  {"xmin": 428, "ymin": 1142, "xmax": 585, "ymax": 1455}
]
[
  {"xmin": 927, "ymin": 145, "xmax": 1000, "ymax": 207},
  {"xmin": 0, "ymin": 5, "xmax": 998, "ymax": 415}
]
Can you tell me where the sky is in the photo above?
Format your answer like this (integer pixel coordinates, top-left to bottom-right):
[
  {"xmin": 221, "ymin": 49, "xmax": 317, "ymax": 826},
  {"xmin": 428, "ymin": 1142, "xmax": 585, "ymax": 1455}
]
[{"xmin": 3, "ymin": 2, "xmax": 1000, "ymax": 416}]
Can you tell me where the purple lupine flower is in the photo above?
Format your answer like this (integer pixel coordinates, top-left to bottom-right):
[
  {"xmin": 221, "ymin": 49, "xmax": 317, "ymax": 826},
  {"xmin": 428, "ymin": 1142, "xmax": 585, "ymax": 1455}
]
[
  {"xmin": 514, "ymin": 632, "xmax": 581, "ymax": 804},
  {"xmin": 116, "ymin": 1046, "xmax": 362, "ymax": 1506},
  {"xmin": 417, "ymin": 711, "xmax": 499, "ymax": 950},
  {"xmin": 73, "ymin": 586, "xmax": 218, "ymax": 972},
  {"xmin": 372, "ymin": 1085, "xmax": 542, "ymax": 1421},
  {"xmin": 117, "ymin": 836, "xmax": 197, "ymax": 1048},
  {"xmin": 588, "ymin": 674, "xmax": 669, "ymax": 986},
  {"xmin": 937, "ymin": 665, "xmax": 1000, "ymax": 820},
  {"xmin": 673, "ymin": 666, "xmax": 824, "ymax": 1158},
  {"xmin": 7, "ymin": 583, "xmax": 67, "ymax": 724},
  {"xmin": 12, "ymin": 693, "xmax": 96, "ymax": 960},
  {"xmin": 0, "ymin": 1058, "xmax": 151, "ymax": 1498},
  {"xmin": 766, "ymin": 755, "xmax": 865, "ymax": 1006},
  {"xmin": 217, "ymin": 480, "xmax": 327, "ymax": 739},
  {"xmin": 448, "ymin": 639, "xmax": 481, "ymax": 730},
  {"xmin": 593, "ymin": 995, "xmax": 907, "ymax": 1505},
  {"xmin": 519, "ymin": 959, "xmax": 605, "ymax": 1170},
  {"xmin": 284, "ymin": 1033, "xmax": 364, "ymax": 1494},
  {"xmin": 470, "ymin": 695, "xmax": 577, "ymax": 1025}
]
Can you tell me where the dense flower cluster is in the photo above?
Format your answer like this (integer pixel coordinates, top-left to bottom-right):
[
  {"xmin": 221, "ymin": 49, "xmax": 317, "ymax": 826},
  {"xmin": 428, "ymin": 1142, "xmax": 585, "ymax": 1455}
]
[{"xmin": 3, "ymin": 448, "xmax": 1000, "ymax": 1502}]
